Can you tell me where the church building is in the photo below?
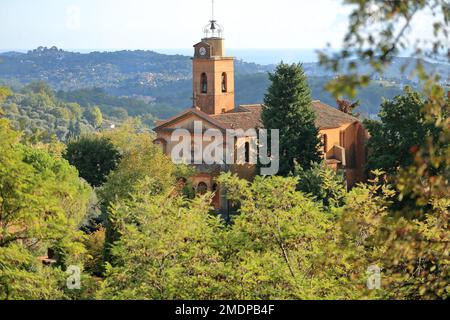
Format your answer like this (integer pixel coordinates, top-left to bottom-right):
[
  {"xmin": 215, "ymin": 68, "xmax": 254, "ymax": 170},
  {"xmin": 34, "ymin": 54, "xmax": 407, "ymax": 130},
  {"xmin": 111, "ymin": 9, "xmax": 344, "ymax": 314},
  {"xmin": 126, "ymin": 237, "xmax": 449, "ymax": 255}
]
[{"xmin": 154, "ymin": 16, "xmax": 368, "ymax": 212}]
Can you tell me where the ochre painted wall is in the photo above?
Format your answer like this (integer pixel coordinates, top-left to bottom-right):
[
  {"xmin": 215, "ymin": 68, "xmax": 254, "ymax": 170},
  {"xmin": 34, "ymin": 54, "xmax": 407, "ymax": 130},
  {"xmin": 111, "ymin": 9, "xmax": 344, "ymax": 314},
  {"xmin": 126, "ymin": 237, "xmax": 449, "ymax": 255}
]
[
  {"xmin": 193, "ymin": 58, "xmax": 235, "ymax": 115},
  {"xmin": 320, "ymin": 122, "xmax": 368, "ymax": 187},
  {"xmin": 156, "ymin": 116, "xmax": 368, "ymax": 206}
]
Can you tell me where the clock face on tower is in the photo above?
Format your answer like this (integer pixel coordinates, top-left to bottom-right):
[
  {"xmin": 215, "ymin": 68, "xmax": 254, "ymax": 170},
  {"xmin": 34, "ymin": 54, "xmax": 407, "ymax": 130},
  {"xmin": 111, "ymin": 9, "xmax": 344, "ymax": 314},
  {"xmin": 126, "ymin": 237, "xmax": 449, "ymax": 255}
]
[{"xmin": 199, "ymin": 47, "xmax": 207, "ymax": 56}]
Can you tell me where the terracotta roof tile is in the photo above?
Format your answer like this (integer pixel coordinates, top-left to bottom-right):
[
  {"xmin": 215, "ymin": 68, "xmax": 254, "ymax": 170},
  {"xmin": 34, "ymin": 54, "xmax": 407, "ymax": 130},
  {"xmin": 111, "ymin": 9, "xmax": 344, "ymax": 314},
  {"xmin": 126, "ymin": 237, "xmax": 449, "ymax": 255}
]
[
  {"xmin": 212, "ymin": 101, "xmax": 359, "ymax": 130},
  {"xmin": 155, "ymin": 101, "xmax": 360, "ymax": 132},
  {"xmin": 311, "ymin": 100, "xmax": 359, "ymax": 129},
  {"xmin": 211, "ymin": 105, "xmax": 263, "ymax": 130},
  {"xmin": 154, "ymin": 107, "xmax": 228, "ymax": 131}
]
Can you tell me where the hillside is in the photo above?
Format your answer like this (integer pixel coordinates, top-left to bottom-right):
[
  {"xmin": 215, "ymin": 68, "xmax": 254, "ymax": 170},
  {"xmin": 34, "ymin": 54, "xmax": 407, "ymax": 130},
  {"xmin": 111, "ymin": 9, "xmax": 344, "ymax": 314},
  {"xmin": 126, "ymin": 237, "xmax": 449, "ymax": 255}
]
[
  {"xmin": 1, "ymin": 82, "xmax": 103, "ymax": 141},
  {"xmin": 1, "ymin": 47, "xmax": 448, "ymax": 119},
  {"xmin": 0, "ymin": 46, "xmax": 272, "ymax": 91}
]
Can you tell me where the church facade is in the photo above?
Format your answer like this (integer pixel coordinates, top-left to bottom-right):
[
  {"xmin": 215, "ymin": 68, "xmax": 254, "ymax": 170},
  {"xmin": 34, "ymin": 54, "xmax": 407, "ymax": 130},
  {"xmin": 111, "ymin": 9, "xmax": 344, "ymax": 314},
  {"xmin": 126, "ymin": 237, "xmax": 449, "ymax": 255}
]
[{"xmin": 154, "ymin": 19, "xmax": 368, "ymax": 212}]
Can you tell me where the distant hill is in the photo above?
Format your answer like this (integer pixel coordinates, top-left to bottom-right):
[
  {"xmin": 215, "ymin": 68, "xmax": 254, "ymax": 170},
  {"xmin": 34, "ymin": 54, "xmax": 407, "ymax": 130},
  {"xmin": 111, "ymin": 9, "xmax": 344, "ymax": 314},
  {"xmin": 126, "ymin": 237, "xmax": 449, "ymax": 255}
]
[
  {"xmin": 0, "ymin": 46, "xmax": 272, "ymax": 91},
  {"xmin": 0, "ymin": 47, "xmax": 448, "ymax": 119}
]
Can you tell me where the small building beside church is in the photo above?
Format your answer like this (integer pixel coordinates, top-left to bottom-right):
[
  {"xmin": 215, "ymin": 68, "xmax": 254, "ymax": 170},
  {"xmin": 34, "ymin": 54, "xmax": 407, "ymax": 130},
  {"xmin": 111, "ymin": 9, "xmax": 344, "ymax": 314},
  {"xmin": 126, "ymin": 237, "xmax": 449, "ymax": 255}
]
[{"xmin": 154, "ymin": 18, "xmax": 368, "ymax": 212}]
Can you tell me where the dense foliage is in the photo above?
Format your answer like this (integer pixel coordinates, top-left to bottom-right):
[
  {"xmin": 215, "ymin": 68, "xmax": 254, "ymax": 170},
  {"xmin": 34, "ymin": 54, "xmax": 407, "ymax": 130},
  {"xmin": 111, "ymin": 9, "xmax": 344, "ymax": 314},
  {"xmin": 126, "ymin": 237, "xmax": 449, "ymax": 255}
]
[
  {"xmin": 0, "ymin": 119, "xmax": 93, "ymax": 299},
  {"xmin": 365, "ymin": 87, "xmax": 447, "ymax": 175},
  {"xmin": 0, "ymin": 0, "xmax": 448, "ymax": 301},
  {"xmin": 262, "ymin": 63, "xmax": 322, "ymax": 175},
  {"xmin": 96, "ymin": 120, "xmax": 193, "ymax": 263},
  {"xmin": 319, "ymin": 0, "xmax": 450, "ymax": 300},
  {"xmin": 97, "ymin": 169, "xmax": 375, "ymax": 300},
  {"xmin": 65, "ymin": 135, "xmax": 121, "ymax": 187},
  {"xmin": 0, "ymin": 83, "xmax": 166, "ymax": 142},
  {"xmin": 293, "ymin": 162, "xmax": 347, "ymax": 209},
  {"xmin": 0, "ymin": 83, "xmax": 100, "ymax": 141},
  {"xmin": 0, "ymin": 87, "xmax": 12, "ymax": 104},
  {"xmin": 1, "ymin": 92, "xmax": 448, "ymax": 299},
  {"xmin": 57, "ymin": 87, "xmax": 164, "ymax": 122}
]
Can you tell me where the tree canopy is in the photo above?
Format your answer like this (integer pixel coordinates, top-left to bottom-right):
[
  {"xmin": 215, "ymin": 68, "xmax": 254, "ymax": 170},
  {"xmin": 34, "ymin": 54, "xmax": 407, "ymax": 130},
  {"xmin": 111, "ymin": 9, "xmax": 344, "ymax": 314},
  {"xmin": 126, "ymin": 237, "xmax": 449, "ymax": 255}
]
[
  {"xmin": 262, "ymin": 63, "xmax": 322, "ymax": 175},
  {"xmin": 0, "ymin": 119, "xmax": 93, "ymax": 299},
  {"xmin": 364, "ymin": 87, "xmax": 444, "ymax": 175},
  {"xmin": 65, "ymin": 135, "xmax": 121, "ymax": 187}
]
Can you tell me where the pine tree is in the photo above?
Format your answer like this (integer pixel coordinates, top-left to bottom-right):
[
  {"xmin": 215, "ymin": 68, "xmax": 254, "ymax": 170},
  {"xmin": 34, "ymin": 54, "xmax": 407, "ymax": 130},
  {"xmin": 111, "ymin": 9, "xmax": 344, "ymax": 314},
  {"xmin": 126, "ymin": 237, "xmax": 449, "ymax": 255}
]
[{"xmin": 262, "ymin": 62, "xmax": 322, "ymax": 176}]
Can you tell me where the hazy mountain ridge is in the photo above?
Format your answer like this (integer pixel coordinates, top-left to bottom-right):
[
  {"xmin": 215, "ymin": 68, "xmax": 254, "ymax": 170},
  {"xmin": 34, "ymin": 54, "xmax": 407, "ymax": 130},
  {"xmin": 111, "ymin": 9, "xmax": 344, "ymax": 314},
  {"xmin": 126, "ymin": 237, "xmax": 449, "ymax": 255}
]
[
  {"xmin": 0, "ymin": 47, "xmax": 273, "ymax": 91},
  {"xmin": 2, "ymin": 47, "xmax": 448, "ymax": 90},
  {"xmin": 0, "ymin": 47, "xmax": 448, "ymax": 119}
]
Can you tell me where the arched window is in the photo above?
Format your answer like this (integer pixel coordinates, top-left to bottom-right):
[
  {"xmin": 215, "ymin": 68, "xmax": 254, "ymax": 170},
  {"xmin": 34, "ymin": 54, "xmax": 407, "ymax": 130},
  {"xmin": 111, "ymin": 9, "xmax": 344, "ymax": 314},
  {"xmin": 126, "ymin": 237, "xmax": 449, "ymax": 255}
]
[
  {"xmin": 245, "ymin": 142, "xmax": 250, "ymax": 163},
  {"xmin": 323, "ymin": 134, "xmax": 328, "ymax": 155},
  {"xmin": 197, "ymin": 182, "xmax": 208, "ymax": 195},
  {"xmin": 201, "ymin": 73, "xmax": 208, "ymax": 94},
  {"xmin": 221, "ymin": 72, "xmax": 227, "ymax": 93}
]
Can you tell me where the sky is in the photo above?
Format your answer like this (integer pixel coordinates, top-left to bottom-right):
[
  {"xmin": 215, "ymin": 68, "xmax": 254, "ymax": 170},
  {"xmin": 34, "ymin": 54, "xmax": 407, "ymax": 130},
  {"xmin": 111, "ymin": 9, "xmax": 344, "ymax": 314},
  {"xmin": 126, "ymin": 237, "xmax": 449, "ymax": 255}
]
[{"xmin": 0, "ymin": 0, "xmax": 436, "ymax": 53}]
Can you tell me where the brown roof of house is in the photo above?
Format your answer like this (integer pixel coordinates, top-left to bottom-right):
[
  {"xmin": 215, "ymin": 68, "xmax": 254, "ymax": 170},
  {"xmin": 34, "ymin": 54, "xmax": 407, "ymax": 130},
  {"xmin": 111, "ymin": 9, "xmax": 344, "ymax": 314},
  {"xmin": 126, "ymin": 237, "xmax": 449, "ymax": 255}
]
[
  {"xmin": 154, "ymin": 107, "xmax": 229, "ymax": 131},
  {"xmin": 211, "ymin": 105, "xmax": 264, "ymax": 130},
  {"xmin": 154, "ymin": 101, "xmax": 360, "ymax": 132},
  {"xmin": 311, "ymin": 100, "xmax": 360, "ymax": 129},
  {"xmin": 212, "ymin": 101, "xmax": 359, "ymax": 130}
]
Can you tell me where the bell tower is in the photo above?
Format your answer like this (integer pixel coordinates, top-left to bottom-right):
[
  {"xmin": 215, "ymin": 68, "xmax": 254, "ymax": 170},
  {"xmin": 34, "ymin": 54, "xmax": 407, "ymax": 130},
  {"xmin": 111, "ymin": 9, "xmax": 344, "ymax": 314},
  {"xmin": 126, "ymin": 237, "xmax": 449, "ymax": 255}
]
[{"xmin": 192, "ymin": 1, "xmax": 235, "ymax": 115}]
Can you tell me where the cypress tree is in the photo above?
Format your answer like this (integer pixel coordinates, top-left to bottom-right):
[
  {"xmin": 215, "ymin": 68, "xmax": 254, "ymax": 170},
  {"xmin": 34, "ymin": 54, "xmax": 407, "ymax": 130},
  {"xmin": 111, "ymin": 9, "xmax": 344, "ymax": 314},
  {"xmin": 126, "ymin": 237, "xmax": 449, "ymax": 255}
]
[{"xmin": 262, "ymin": 62, "xmax": 322, "ymax": 176}]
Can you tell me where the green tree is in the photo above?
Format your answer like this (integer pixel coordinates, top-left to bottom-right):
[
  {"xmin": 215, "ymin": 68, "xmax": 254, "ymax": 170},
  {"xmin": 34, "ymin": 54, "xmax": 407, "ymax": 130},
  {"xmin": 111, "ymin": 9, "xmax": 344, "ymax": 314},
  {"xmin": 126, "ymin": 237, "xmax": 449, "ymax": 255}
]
[
  {"xmin": 82, "ymin": 228, "xmax": 106, "ymax": 277},
  {"xmin": 319, "ymin": 0, "xmax": 450, "ymax": 299},
  {"xmin": 379, "ymin": 197, "xmax": 450, "ymax": 299},
  {"xmin": 365, "ymin": 87, "xmax": 443, "ymax": 174},
  {"xmin": 0, "ymin": 87, "xmax": 12, "ymax": 104},
  {"xmin": 216, "ymin": 173, "xmax": 369, "ymax": 299},
  {"xmin": 0, "ymin": 244, "xmax": 68, "ymax": 300},
  {"xmin": 99, "ymin": 123, "xmax": 181, "ymax": 206},
  {"xmin": 99, "ymin": 121, "xmax": 193, "ymax": 263},
  {"xmin": 97, "ymin": 190, "xmax": 223, "ymax": 300},
  {"xmin": 23, "ymin": 81, "xmax": 54, "ymax": 97},
  {"xmin": 1, "ymin": 85, "xmax": 99, "ymax": 143},
  {"xmin": 109, "ymin": 107, "xmax": 128, "ymax": 121},
  {"xmin": 0, "ymin": 87, "xmax": 12, "ymax": 116},
  {"xmin": 262, "ymin": 62, "xmax": 322, "ymax": 175},
  {"xmin": 67, "ymin": 120, "xmax": 82, "ymax": 139},
  {"xmin": 84, "ymin": 106, "xmax": 103, "ymax": 129},
  {"xmin": 339, "ymin": 171, "xmax": 450, "ymax": 300},
  {"xmin": 65, "ymin": 102, "xmax": 83, "ymax": 120},
  {"xmin": 0, "ymin": 119, "xmax": 92, "ymax": 299},
  {"xmin": 65, "ymin": 135, "xmax": 121, "ymax": 187},
  {"xmin": 293, "ymin": 161, "xmax": 347, "ymax": 209}
]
